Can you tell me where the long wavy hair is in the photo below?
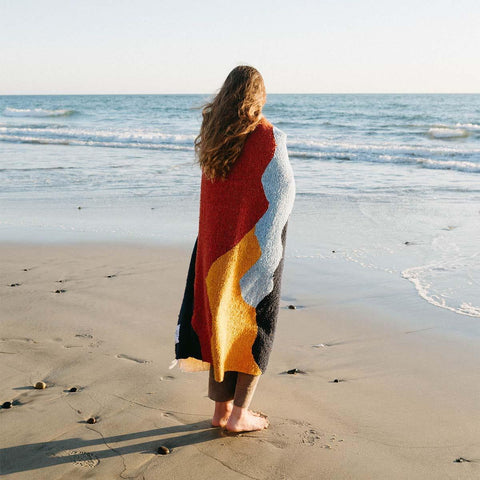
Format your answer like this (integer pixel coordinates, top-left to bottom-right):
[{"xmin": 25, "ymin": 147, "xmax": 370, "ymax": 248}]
[{"xmin": 195, "ymin": 66, "xmax": 266, "ymax": 180}]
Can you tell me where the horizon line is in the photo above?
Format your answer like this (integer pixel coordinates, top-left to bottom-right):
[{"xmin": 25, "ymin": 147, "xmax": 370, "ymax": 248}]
[{"xmin": 1, "ymin": 92, "xmax": 480, "ymax": 96}]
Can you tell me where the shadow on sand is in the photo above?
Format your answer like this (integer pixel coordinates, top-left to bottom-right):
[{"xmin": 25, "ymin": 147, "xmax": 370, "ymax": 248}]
[{"xmin": 0, "ymin": 420, "xmax": 223, "ymax": 475}]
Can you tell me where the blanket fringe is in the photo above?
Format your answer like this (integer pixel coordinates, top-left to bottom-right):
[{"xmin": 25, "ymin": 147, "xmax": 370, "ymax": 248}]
[{"xmin": 175, "ymin": 357, "xmax": 210, "ymax": 373}]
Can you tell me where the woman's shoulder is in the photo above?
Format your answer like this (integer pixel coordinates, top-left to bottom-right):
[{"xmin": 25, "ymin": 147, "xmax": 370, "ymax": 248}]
[{"xmin": 253, "ymin": 117, "xmax": 287, "ymax": 144}]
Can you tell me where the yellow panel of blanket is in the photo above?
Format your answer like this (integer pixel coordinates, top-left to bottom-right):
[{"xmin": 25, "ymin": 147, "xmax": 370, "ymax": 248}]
[{"xmin": 206, "ymin": 227, "xmax": 263, "ymax": 382}]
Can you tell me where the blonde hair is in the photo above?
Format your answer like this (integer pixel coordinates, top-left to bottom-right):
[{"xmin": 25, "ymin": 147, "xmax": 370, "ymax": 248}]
[{"xmin": 195, "ymin": 65, "xmax": 266, "ymax": 179}]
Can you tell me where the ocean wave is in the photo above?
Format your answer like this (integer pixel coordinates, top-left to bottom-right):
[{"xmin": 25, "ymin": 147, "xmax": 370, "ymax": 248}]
[
  {"xmin": 455, "ymin": 123, "xmax": 480, "ymax": 130},
  {"xmin": 402, "ymin": 265, "xmax": 480, "ymax": 318},
  {"xmin": 428, "ymin": 127, "xmax": 470, "ymax": 139},
  {"xmin": 0, "ymin": 134, "xmax": 194, "ymax": 151},
  {"xmin": 413, "ymin": 157, "xmax": 480, "ymax": 172},
  {"xmin": 288, "ymin": 150, "xmax": 480, "ymax": 173},
  {"xmin": 289, "ymin": 151, "xmax": 352, "ymax": 161},
  {"xmin": 286, "ymin": 137, "xmax": 476, "ymax": 156},
  {"xmin": 3, "ymin": 107, "xmax": 77, "ymax": 118},
  {"xmin": 0, "ymin": 166, "xmax": 78, "ymax": 172},
  {"xmin": 0, "ymin": 125, "xmax": 195, "ymax": 151}
]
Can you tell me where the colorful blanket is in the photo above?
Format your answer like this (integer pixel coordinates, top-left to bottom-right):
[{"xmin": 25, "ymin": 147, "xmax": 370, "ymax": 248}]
[{"xmin": 175, "ymin": 118, "xmax": 295, "ymax": 382}]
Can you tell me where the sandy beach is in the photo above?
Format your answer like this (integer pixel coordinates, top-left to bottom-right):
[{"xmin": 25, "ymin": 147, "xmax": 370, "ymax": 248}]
[{"xmin": 1, "ymin": 242, "xmax": 479, "ymax": 479}]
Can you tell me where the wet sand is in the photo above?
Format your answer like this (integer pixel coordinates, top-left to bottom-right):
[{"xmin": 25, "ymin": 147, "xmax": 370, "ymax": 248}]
[{"xmin": 1, "ymin": 243, "xmax": 479, "ymax": 479}]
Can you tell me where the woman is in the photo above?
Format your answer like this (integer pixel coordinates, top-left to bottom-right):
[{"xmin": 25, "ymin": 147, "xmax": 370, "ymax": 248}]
[{"xmin": 175, "ymin": 65, "xmax": 295, "ymax": 432}]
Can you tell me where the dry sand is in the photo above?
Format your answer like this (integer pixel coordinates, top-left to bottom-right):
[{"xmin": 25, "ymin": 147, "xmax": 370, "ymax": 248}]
[{"xmin": 1, "ymin": 243, "xmax": 479, "ymax": 479}]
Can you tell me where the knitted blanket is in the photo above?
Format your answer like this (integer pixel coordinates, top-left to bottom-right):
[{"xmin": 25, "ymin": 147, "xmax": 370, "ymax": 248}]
[{"xmin": 175, "ymin": 118, "xmax": 295, "ymax": 382}]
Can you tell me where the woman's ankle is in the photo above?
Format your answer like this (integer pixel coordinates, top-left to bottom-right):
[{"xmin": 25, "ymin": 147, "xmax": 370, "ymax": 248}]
[
  {"xmin": 230, "ymin": 404, "xmax": 248, "ymax": 419},
  {"xmin": 212, "ymin": 401, "xmax": 233, "ymax": 427}
]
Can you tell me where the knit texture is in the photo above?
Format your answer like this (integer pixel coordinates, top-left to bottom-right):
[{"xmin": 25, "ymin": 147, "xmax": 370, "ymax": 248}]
[{"xmin": 175, "ymin": 118, "xmax": 295, "ymax": 382}]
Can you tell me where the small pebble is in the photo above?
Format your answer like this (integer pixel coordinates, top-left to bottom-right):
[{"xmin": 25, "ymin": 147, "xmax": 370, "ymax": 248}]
[
  {"xmin": 87, "ymin": 417, "xmax": 96, "ymax": 424},
  {"xmin": 287, "ymin": 368, "xmax": 299, "ymax": 375},
  {"xmin": 69, "ymin": 387, "xmax": 78, "ymax": 392},
  {"xmin": 323, "ymin": 444, "xmax": 332, "ymax": 449},
  {"xmin": 332, "ymin": 250, "xmax": 336, "ymax": 253},
  {"xmin": 2, "ymin": 401, "xmax": 12, "ymax": 409},
  {"xmin": 454, "ymin": 457, "xmax": 470, "ymax": 463},
  {"xmin": 23, "ymin": 268, "xmax": 29, "ymax": 271},
  {"xmin": 55, "ymin": 289, "xmax": 66, "ymax": 293},
  {"xmin": 35, "ymin": 381, "xmax": 47, "ymax": 389},
  {"xmin": 77, "ymin": 206, "xmax": 82, "ymax": 210},
  {"xmin": 287, "ymin": 304, "xmax": 296, "ymax": 310},
  {"xmin": 106, "ymin": 274, "xmax": 116, "ymax": 278},
  {"xmin": 333, "ymin": 378, "xmax": 339, "ymax": 383},
  {"xmin": 9, "ymin": 283, "xmax": 21, "ymax": 287},
  {"xmin": 157, "ymin": 446, "xmax": 170, "ymax": 455},
  {"xmin": 404, "ymin": 241, "xmax": 411, "ymax": 245}
]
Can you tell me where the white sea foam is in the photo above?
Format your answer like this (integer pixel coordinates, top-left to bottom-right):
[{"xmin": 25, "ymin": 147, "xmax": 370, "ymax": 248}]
[
  {"xmin": 3, "ymin": 107, "xmax": 77, "ymax": 117},
  {"xmin": 288, "ymin": 150, "xmax": 480, "ymax": 173},
  {"xmin": 414, "ymin": 157, "xmax": 480, "ymax": 173},
  {"xmin": 0, "ymin": 125, "xmax": 195, "ymax": 150},
  {"xmin": 455, "ymin": 123, "xmax": 480, "ymax": 130},
  {"xmin": 428, "ymin": 127, "xmax": 470, "ymax": 139},
  {"xmin": 402, "ymin": 265, "xmax": 480, "ymax": 318},
  {"xmin": 287, "ymin": 138, "xmax": 477, "ymax": 156},
  {"xmin": 0, "ymin": 134, "xmax": 194, "ymax": 151}
]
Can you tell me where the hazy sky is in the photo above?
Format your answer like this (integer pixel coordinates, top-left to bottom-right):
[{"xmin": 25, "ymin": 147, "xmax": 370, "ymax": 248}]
[{"xmin": 1, "ymin": 0, "xmax": 479, "ymax": 94}]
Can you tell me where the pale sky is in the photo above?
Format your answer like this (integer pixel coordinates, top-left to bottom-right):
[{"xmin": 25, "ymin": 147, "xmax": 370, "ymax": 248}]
[{"xmin": 1, "ymin": 0, "xmax": 479, "ymax": 94}]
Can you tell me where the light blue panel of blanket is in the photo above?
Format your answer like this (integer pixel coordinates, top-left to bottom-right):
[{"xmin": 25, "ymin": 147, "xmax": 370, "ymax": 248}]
[{"xmin": 240, "ymin": 126, "xmax": 295, "ymax": 307}]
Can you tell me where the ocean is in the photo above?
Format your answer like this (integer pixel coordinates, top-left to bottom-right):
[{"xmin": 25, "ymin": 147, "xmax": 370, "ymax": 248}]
[{"xmin": 0, "ymin": 94, "xmax": 479, "ymax": 319}]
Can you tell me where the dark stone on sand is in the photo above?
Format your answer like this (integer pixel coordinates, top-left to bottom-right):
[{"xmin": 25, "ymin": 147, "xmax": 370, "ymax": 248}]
[
  {"xmin": 23, "ymin": 268, "xmax": 28, "ymax": 271},
  {"xmin": 285, "ymin": 368, "xmax": 307, "ymax": 375},
  {"xmin": 282, "ymin": 368, "xmax": 306, "ymax": 375},
  {"xmin": 55, "ymin": 289, "xmax": 66, "ymax": 293},
  {"xmin": 77, "ymin": 206, "xmax": 82, "ymax": 210},
  {"xmin": 106, "ymin": 274, "xmax": 116, "ymax": 278},
  {"xmin": 69, "ymin": 387, "xmax": 78, "ymax": 392},
  {"xmin": 35, "ymin": 381, "xmax": 47, "ymax": 389},
  {"xmin": 288, "ymin": 304, "xmax": 296, "ymax": 310},
  {"xmin": 9, "ymin": 283, "xmax": 21, "ymax": 287},
  {"xmin": 87, "ymin": 417, "xmax": 96, "ymax": 424},
  {"xmin": 157, "ymin": 446, "xmax": 170, "ymax": 455},
  {"xmin": 2, "ymin": 401, "xmax": 12, "ymax": 409},
  {"xmin": 404, "ymin": 241, "xmax": 411, "ymax": 245},
  {"xmin": 332, "ymin": 250, "xmax": 336, "ymax": 253},
  {"xmin": 454, "ymin": 457, "xmax": 471, "ymax": 463},
  {"xmin": 333, "ymin": 378, "xmax": 339, "ymax": 383}
]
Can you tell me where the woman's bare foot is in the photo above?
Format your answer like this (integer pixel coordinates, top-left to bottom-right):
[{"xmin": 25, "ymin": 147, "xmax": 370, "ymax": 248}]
[
  {"xmin": 211, "ymin": 401, "xmax": 233, "ymax": 428},
  {"xmin": 225, "ymin": 405, "xmax": 269, "ymax": 432}
]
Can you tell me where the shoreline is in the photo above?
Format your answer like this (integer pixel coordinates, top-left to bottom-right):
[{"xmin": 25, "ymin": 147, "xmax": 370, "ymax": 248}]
[{"xmin": 1, "ymin": 242, "xmax": 479, "ymax": 479}]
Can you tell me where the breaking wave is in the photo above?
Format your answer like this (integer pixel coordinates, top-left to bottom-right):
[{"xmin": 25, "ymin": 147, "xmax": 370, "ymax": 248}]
[{"xmin": 3, "ymin": 107, "xmax": 77, "ymax": 118}]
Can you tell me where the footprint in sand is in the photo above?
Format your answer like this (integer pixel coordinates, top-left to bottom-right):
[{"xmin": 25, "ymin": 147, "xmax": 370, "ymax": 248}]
[
  {"xmin": 301, "ymin": 428, "xmax": 323, "ymax": 446},
  {"xmin": 75, "ymin": 333, "xmax": 94, "ymax": 339},
  {"xmin": 116, "ymin": 353, "xmax": 150, "ymax": 364},
  {"xmin": 54, "ymin": 450, "xmax": 99, "ymax": 468},
  {"xmin": 1, "ymin": 337, "xmax": 36, "ymax": 344}
]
